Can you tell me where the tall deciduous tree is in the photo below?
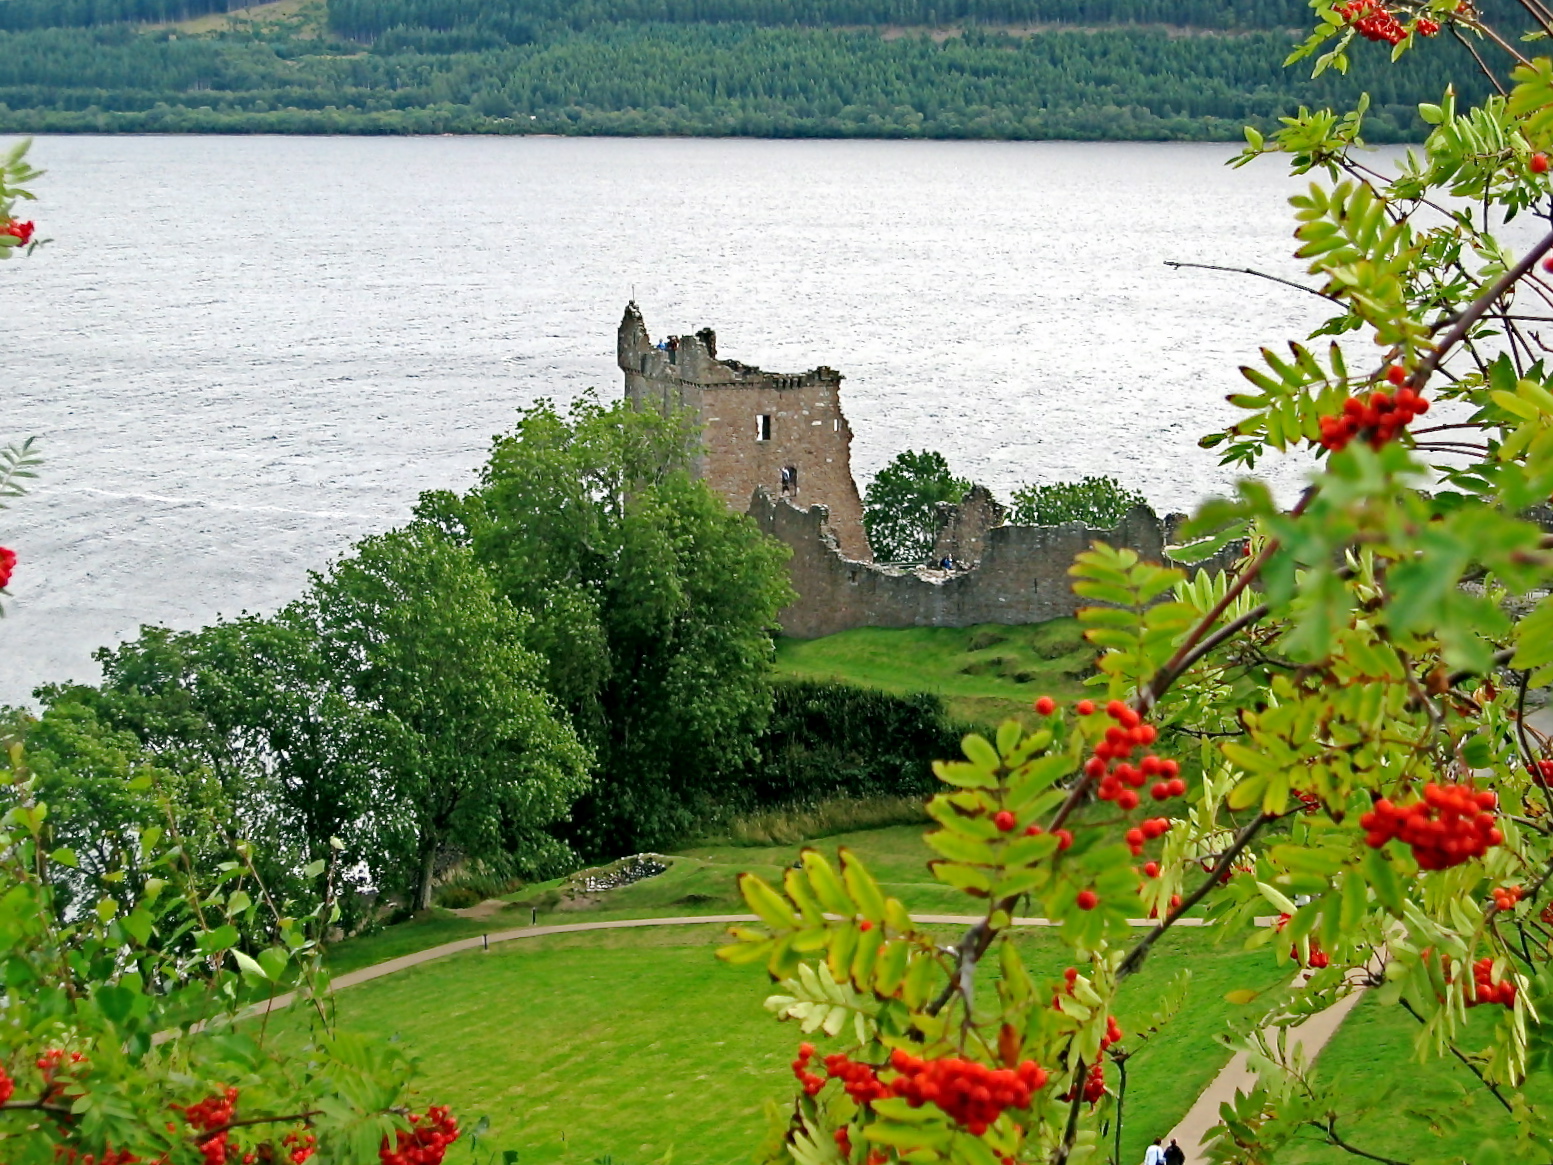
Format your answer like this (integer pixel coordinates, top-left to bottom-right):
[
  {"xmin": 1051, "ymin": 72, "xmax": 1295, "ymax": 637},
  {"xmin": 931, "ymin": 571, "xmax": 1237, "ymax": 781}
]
[
  {"xmin": 297, "ymin": 523, "xmax": 591, "ymax": 909},
  {"xmin": 41, "ymin": 616, "xmax": 391, "ymax": 917},
  {"xmin": 421, "ymin": 394, "xmax": 793, "ymax": 856},
  {"xmin": 862, "ymin": 449, "xmax": 971, "ymax": 562}
]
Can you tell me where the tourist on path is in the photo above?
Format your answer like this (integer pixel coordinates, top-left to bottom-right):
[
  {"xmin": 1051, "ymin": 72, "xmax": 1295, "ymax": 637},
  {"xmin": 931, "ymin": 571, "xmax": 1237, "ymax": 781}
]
[
  {"xmin": 1163, "ymin": 1140, "xmax": 1185, "ymax": 1165},
  {"xmin": 1142, "ymin": 1140, "xmax": 1166, "ymax": 1165}
]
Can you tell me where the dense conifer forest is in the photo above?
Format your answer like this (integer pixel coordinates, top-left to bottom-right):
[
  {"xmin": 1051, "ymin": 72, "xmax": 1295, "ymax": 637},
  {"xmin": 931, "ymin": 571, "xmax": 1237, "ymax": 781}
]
[{"xmin": 0, "ymin": 0, "xmax": 1492, "ymax": 139}]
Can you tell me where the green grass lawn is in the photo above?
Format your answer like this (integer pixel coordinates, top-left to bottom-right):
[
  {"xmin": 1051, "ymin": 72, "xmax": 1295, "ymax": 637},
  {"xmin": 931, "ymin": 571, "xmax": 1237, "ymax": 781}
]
[
  {"xmin": 309, "ymin": 922, "xmax": 1284, "ymax": 1165},
  {"xmin": 1271, "ymin": 991, "xmax": 1551, "ymax": 1165},
  {"xmin": 327, "ymin": 825, "xmax": 958, "ymax": 975},
  {"xmin": 774, "ymin": 621, "xmax": 1094, "ymax": 726}
]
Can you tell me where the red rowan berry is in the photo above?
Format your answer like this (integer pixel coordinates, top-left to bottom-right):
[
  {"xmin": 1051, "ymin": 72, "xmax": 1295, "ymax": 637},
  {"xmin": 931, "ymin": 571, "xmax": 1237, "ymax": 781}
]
[
  {"xmin": 1534, "ymin": 153, "xmax": 1550, "ymax": 174},
  {"xmin": 994, "ymin": 810, "xmax": 1016, "ymax": 832},
  {"xmin": 1075, "ymin": 699, "xmax": 1095, "ymax": 715},
  {"xmin": 1076, "ymin": 889, "xmax": 1098, "ymax": 910},
  {"xmin": 1034, "ymin": 695, "xmax": 1056, "ymax": 715},
  {"xmin": 1143, "ymin": 861, "xmax": 1159, "ymax": 877},
  {"xmin": 1055, "ymin": 829, "xmax": 1073, "ymax": 851},
  {"xmin": 1386, "ymin": 363, "xmax": 1408, "ymax": 386}
]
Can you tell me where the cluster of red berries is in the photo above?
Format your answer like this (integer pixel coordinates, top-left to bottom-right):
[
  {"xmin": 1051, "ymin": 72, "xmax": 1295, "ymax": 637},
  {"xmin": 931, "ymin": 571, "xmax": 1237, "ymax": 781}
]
[
  {"xmin": 791, "ymin": 1043, "xmax": 827, "ymax": 1096},
  {"xmin": 1, "ymin": 218, "xmax": 34, "ymax": 245},
  {"xmin": 1274, "ymin": 914, "xmax": 1331, "ymax": 969},
  {"xmin": 1531, "ymin": 758, "xmax": 1553, "ymax": 785},
  {"xmin": 57, "ymin": 1150, "xmax": 140, "ymax": 1165},
  {"xmin": 1317, "ymin": 371, "xmax": 1430, "ymax": 452},
  {"xmin": 795, "ymin": 1045, "xmax": 1048, "ymax": 1137},
  {"xmin": 176, "ymin": 1087, "xmax": 239, "ymax": 1165},
  {"xmin": 1465, "ymin": 957, "xmax": 1518, "ymax": 1008},
  {"xmin": 822, "ymin": 1053, "xmax": 893, "ymax": 1105},
  {"xmin": 1337, "ymin": 0, "xmax": 1408, "ymax": 42},
  {"xmin": 1359, "ymin": 784, "xmax": 1502, "ymax": 869},
  {"xmin": 1059, "ymin": 1061, "xmax": 1107, "ymax": 1106},
  {"xmin": 1294, "ymin": 790, "xmax": 1322, "ymax": 815},
  {"xmin": 1081, "ymin": 701, "xmax": 1184, "ymax": 810},
  {"xmin": 1124, "ymin": 818, "xmax": 1172, "ymax": 858},
  {"xmin": 281, "ymin": 1131, "xmax": 316, "ymax": 1165},
  {"xmin": 0, "ymin": 546, "xmax": 15, "ymax": 589},
  {"xmin": 0, "ymin": 1066, "xmax": 12, "ymax": 1106},
  {"xmin": 36, "ymin": 1049, "xmax": 86, "ymax": 1104},
  {"xmin": 889, "ymin": 1050, "xmax": 1047, "ymax": 1136},
  {"xmin": 379, "ymin": 1107, "xmax": 458, "ymax": 1165},
  {"xmin": 1491, "ymin": 885, "xmax": 1522, "ymax": 912}
]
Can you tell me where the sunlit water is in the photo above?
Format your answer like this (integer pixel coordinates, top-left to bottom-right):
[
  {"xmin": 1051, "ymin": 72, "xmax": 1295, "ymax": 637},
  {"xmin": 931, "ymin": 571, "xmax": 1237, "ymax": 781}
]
[{"xmin": 3, "ymin": 134, "xmax": 1344, "ymax": 706}]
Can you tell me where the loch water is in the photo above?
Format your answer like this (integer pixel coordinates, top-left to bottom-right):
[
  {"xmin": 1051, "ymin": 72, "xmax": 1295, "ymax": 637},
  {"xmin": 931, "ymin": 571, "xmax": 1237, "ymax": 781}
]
[{"xmin": 2, "ymin": 134, "xmax": 1337, "ymax": 705}]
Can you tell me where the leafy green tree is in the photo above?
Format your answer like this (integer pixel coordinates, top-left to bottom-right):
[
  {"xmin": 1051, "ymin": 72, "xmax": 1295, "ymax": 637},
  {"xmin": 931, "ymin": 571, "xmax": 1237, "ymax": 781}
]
[
  {"xmin": 0, "ymin": 700, "xmax": 224, "ymax": 916},
  {"xmin": 297, "ymin": 522, "xmax": 591, "ymax": 909},
  {"xmin": 425, "ymin": 394, "xmax": 792, "ymax": 856},
  {"xmin": 42, "ymin": 616, "xmax": 391, "ymax": 920},
  {"xmin": 1008, "ymin": 474, "xmax": 1148, "ymax": 528},
  {"xmin": 862, "ymin": 450, "xmax": 971, "ymax": 562}
]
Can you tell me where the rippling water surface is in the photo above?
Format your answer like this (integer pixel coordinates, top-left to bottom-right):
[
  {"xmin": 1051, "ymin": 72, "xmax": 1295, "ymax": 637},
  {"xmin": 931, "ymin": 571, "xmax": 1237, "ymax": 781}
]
[{"xmin": 3, "ymin": 134, "xmax": 1337, "ymax": 705}]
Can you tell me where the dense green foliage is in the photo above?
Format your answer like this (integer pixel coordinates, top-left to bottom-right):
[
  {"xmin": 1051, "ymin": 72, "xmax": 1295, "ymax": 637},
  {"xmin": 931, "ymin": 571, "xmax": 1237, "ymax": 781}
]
[
  {"xmin": 421, "ymin": 396, "xmax": 794, "ymax": 858},
  {"xmin": 1008, "ymin": 474, "xmax": 1149, "ymax": 527},
  {"xmin": 862, "ymin": 449, "xmax": 971, "ymax": 562},
  {"xmin": 296, "ymin": 525, "xmax": 592, "ymax": 909},
  {"xmin": 0, "ymin": 3, "xmax": 1490, "ymax": 139},
  {"xmin": 751, "ymin": 680, "xmax": 963, "ymax": 808}
]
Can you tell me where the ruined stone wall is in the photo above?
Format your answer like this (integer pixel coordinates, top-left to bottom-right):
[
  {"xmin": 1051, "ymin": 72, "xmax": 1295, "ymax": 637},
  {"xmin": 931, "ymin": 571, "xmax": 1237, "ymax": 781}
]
[
  {"xmin": 932, "ymin": 485, "xmax": 1007, "ymax": 567},
  {"xmin": 618, "ymin": 302, "xmax": 871, "ymax": 560},
  {"xmin": 750, "ymin": 489, "xmax": 1240, "ymax": 639}
]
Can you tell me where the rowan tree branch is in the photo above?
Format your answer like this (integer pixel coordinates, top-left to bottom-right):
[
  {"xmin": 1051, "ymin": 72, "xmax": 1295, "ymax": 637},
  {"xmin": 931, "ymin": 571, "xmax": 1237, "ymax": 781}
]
[
  {"xmin": 1412, "ymin": 225, "xmax": 1553, "ymax": 393},
  {"xmin": 1116, "ymin": 812, "xmax": 1278, "ymax": 981},
  {"xmin": 1316, "ymin": 1116, "xmax": 1411, "ymax": 1165}
]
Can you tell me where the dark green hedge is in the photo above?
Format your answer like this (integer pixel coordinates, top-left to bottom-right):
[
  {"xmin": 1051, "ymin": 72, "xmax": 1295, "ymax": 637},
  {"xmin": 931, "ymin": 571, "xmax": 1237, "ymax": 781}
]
[{"xmin": 747, "ymin": 679, "xmax": 964, "ymax": 807}]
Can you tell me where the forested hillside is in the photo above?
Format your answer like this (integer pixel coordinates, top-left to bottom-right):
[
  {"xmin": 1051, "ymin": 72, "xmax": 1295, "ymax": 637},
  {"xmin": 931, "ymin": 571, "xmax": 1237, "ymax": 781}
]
[{"xmin": 0, "ymin": 0, "xmax": 1491, "ymax": 139}]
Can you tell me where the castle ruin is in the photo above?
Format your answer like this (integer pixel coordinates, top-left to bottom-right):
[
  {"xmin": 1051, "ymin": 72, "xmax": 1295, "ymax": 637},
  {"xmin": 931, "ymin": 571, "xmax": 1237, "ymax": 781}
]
[
  {"xmin": 617, "ymin": 303, "xmax": 871, "ymax": 561},
  {"xmin": 620, "ymin": 304, "xmax": 1241, "ymax": 637}
]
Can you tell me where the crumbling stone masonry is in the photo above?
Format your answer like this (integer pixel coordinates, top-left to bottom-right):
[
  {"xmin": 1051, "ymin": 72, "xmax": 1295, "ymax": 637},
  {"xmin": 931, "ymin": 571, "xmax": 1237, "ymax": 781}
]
[
  {"xmin": 619, "ymin": 304, "xmax": 1241, "ymax": 639},
  {"xmin": 750, "ymin": 489, "xmax": 1242, "ymax": 639},
  {"xmin": 618, "ymin": 303, "xmax": 872, "ymax": 561}
]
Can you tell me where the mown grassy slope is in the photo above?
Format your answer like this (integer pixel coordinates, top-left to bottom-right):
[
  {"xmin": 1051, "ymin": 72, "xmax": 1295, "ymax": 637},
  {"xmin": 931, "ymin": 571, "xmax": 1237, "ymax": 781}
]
[
  {"xmin": 774, "ymin": 620, "xmax": 1093, "ymax": 726},
  {"xmin": 317, "ymin": 922, "xmax": 1283, "ymax": 1165}
]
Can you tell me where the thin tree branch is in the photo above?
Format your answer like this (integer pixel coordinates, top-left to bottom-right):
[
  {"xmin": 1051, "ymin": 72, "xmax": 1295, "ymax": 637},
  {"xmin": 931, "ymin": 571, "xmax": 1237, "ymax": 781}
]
[
  {"xmin": 1398, "ymin": 998, "xmax": 1514, "ymax": 1111},
  {"xmin": 1117, "ymin": 812, "xmax": 1278, "ymax": 981},
  {"xmin": 1412, "ymin": 225, "xmax": 1553, "ymax": 393},
  {"xmin": 1163, "ymin": 260, "xmax": 1342, "ymax": 303},
  {"xmin": 1317, "ymin": 1116, "xmax": 1411, "ymax": 1165}
]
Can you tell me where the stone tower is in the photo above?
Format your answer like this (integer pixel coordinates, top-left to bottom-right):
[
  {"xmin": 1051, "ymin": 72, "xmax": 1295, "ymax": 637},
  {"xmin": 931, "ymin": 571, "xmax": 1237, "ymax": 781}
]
[{"xmin": 618, "ymin": 302, "xmax": 871, "ymax": 561}]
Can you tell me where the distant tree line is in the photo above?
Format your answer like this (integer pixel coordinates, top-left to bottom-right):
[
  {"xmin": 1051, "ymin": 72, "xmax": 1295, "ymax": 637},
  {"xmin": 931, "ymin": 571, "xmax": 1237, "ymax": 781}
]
[
  {"xmin": 0, "ymin": 0, "xmax": 1313, "ymax": 34},
  {"xmin": 325, "ymin": 0, "xmax": 1312, "ymax": 44},
  {"xmin": 0, "ymin": 22, "xmax": 1490, "ymax": 140}
]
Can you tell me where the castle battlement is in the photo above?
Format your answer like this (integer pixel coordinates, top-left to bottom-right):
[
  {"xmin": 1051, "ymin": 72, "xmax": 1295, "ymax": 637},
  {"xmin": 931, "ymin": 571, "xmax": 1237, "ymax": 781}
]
[{"xmin": 619, "ymin": 302, "xmax": 871, "ymax": 561}]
